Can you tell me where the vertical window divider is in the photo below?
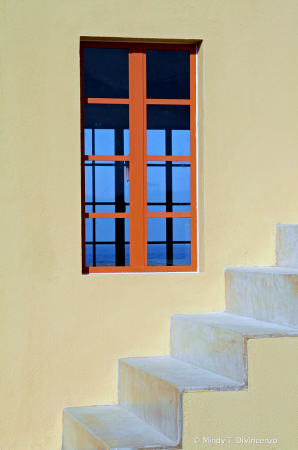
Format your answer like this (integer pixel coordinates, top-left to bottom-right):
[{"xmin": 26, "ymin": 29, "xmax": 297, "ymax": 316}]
[{"xmin": 129, "ymin": 48, "xmax": 146, "ymax": 267}]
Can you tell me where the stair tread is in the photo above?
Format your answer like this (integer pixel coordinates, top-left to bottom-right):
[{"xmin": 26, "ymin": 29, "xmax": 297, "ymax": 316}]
[
  {"xmin": 172, "ymin": 312, "xmax": 298, "ymax": 334},
  {"xmin": 64, "ymin": 405, "xmax": 176, "ymax": 449},
  {"xmin": 120, "ymin": 355, "xmax": 243, "ymax": 390},
  {"xmin": 225, "ymin": 266, "xmax": 298, "ymax": 274}
]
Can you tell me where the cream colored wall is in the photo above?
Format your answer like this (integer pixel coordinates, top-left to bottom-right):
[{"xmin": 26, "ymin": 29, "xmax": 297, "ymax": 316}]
[
  {"xmin": 1, "ymin": 1, "xmax": 298, "ymax": 449},
  {"xmin": 184, "ymin": 338, "xmax": 298, "ymax": 449}
]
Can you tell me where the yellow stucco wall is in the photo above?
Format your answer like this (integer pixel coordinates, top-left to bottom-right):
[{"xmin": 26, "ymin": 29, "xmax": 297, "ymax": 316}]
[
  {"xmin": 183, "ymin": 338, "xmax": 298, "ymax": 449},
  {"xmin": 1, "ymin": 1, "xmax": 298, "ymax": 449}
]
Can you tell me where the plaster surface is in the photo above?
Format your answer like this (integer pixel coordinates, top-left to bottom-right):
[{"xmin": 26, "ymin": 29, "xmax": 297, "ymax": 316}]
[
  {"xmin": 118, "ymin": 356, "xmax": 241, "ymax": 443},
  {"xmin": 183, "ymin": 338, "xmax": 298, "ymax": 449},
  {"xmin": 63, "ymin": 405, "xmax": 176, "ymax": 450},
  {"xmin": 276, "ymin": 224, "xmax": 298, "ymax": 268},
  {"xmin": 171, "ymin": 312, "xmax": 298, "ymax": 382},
  {"xmin": 225, "ymin": 267, "xmax": 298, "ymax": 327}
]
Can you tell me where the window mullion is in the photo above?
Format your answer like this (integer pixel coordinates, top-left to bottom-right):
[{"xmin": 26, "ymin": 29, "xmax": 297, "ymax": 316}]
[{"xmin": 129, "ymin": 49, "xmax": 146, "ymax": 268}]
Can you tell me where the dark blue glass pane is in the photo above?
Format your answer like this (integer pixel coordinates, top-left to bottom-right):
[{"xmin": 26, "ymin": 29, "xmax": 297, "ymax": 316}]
[
  {"xmin": 85, "ymin": 218, "xmax": 130, "ymax": 267},
  {"xmin": 85, "ymin": 161, "xmax": 129, "ymax": 213},
  {"xmin": 95, "ymin": 205, "xmax": 115, "ymax": 213},
  {"xmin": 84, "ymin": 48, "xmax": 129, "ymax": 98},
  {"xmin": 147, "ymin": 129, "xmax": 190, "ymax": 157},
  {"xmin": 85, "ymin": 164, "xmax": 93, "ymax": 205},
  {"xmin": 85, "ymin": 244, "xmax": 93, "ymax": 267},
  {"xmin": 147, "ymin": 218, "xmax": 166, "ymax": 242},
  {"xmin": 95, "ymin": 218, "xmax": 115, "ymax": 242},
  {"xmin": 147, "ymin": 218, "xmax": 191, "ymax": 266},
  {"xmin": 84, "ymin": 104, "xmax": 129, "ymax": 156},
  {"xmin": 147, "ymin": 105, "xmax": 190, "ymax": 132},
  {"xmin": 85, "ymin": 218, "xmax": 93, "ymax": 242},
  {"xmin": 172, "ymin": 130, "xmax": 190, "ymax": 156},
  {"xmin": 147, "ymin": 244, "xmax": 167, "ymax": 266},
  {"xmin": 147, "ymin": 162, "xmax": 190, "ymax": 213},
  {"xmin": 147, "ymin": 205, "xmax": 166, "ymax": 212},
  {"xmin": 172, "ymin": 204, "xmax": 190, "ymax": 212},
  {"xmin": 147, "ymin": 162, "xmax": 166, "ymax": 206},
  {"xmin": 84, "ymin": 129, "xmax": 92, "ymax": 155},
  {"xmin": 96, "ymin": 244, "xmax": 116, "ymax": 266},
  {"xmin": 147, "ymin": 130, "xmax": 166, "ymax": 156},
  {"xmin": 172, "ymin": 163, "xmax": 190, "ymax": 206},
  {"xmin": 125, "ymin": 244, "xmax": 130, "ymax": 266},
  {"xmin": 95, "ymin": 164, "xmax": 115, "ymax": 204},
  {"xmin": 173, "ymin": 244, "xmax": 191, "ymax": 266},
  {"xmin": 173, "ymin": 217, "xmax": 191, "ymax": 241},
  {"xmin": 146, "ymin": 50, "xmax": 190, "ymax": 99},
  {"xmin": 85, "ymin": 205, "xmax": 93, "ymax": 213},
  {"xmin": 84, "ymin": 128, "xmax": 129, "ymax": 156}
]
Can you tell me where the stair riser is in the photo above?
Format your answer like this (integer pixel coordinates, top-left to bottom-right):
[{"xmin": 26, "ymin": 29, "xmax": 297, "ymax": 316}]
[
  {"xmin": 225, "ymin": 270, "xmax": 298, "ymax": 327},
  {"xmin": 63, "ymin": 410, "xmax": 107, "ymax": 450},
  {"xmin": 170, "ymin": 316, "xmax": 245, "ymax": 383},
  {"xmin": 118, "ymin": 360, "xmax": 181, "ymax": 444},
  {"xmin": 276, "ymin": 225, "xmax": 298, "ymax": 268}
]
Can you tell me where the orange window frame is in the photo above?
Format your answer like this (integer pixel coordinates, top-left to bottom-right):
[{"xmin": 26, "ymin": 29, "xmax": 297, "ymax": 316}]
[{"xmin": 81, "ymin": 41, "xmax": 197, "ymax": 273}]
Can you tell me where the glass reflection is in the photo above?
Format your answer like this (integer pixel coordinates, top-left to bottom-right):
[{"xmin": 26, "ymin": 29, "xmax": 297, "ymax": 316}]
[
  {"xmin": 147, "ymin": 105, "xmax": 190, "ymax": 134},
  {"xmin": 147, "ymin": 129, "xmax": 190, "ymax": 157},
  {"xmin": 147, "ymin": 130, "xmax": 166, "ymax": 156},
  {"xmin": 147, "ymin": 162, "xmax": 190, "ymax": 212},
  {"xmin": 85, "ymin": 161, "xmax": 129, "ymax": 213},
  {"xmin": 172, "ymin": 130, "xmax": 190, "ymax": 156},
  {"xmin": 85, "ymin": 218, "xmax": 130, "ymax": 267},
  {"xmin": 84, "ymin": 47, "xmax": 129, "ymax": 98},
  {"xmin": 147, "ymin": 105, "xmax": 190, "ymax": 156},
  {"xmin": 84, "ymin": 104, "xmax": 129, "ymax": 156},
  {"xmin": 147, "ymin": 218, "xmax": 191, "ymax": 266},
  {"xmin": 146, "ymin": 50, "xmax": 190, "ymax": 99}
]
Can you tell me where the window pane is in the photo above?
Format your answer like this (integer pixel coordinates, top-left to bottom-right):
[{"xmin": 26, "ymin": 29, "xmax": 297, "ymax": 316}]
[
  {"xmin": 85, "ymin": 218, "xmax": 130, "ymax": 267},
  {"xmin": 147, "ymin": 217, "xmax": 191, "ymax": 266},
  {"xmin": 85, "ymin": 161, "xmax": 129, "ymax": 213},
  {"xmin": 147, "ymin": 217, "xmax": 167, "ymax": 266},
  {"xmin": 147, "ymin": 130, "xmax": 166, "ymax": 156},
  {"xmin": 84, "ymin": 129, "xmax": 92, "ymax": 155},
  {"xmin": 173, "ymin": 244, "xmax": 191, "ymax": 266},
  {"xmin": 84, "ymin": 104, "xmax": 129, "ymax": 155},
  {"xmin": 84, "ymin": 48, "xmax": 129, "ymax": 98},
  {"xmin": 172, "ymin": 163, "xmax": 191, "ymax": 209},
  {"xmin": 95, "ymin": 129, "xmax": 115, "ymax": 155},
  {"xmin": 85, "ymin": 218, "xmax": 93, "ymax": 242},
  {"xmin": 147, "ymin": 205, "xmax": 166, "ymax": 212},
  {"xmin": 147, "ymin": 105, "xmax": 190, "ymax": 156},
  {"xmin": 86, "ymin": 244, "xmax": 93, "ymax": 267},
  {"xmin": 146, "ymin": 50, "xmax": 190, "ymax": 99},
  {"xmin": 95, "ymin": 244, "xmax": 116, "ymax": 266},
  {"xmin": 172, "ymin": 130, "xmax": 190, "ymax": 156},
  {"xmin": 147, "ymin": 162, "xmax": 166, "ymax": 207},
  {"xmin": 147, "ymin": 162, "xmax": 190, "ymax": 212},
  {"xmin": 147, "ymin": 244, "xmax": 167, "ymax": 266},
  {"xmin": 147, "ymin": 217, "xmax": 166, "ymax": 242},
  {"xmin": 173, "ymin": 217, "xmax": 191, "ymax": 241}
]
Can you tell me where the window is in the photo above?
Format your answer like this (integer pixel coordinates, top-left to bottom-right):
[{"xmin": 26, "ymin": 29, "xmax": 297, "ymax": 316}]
[{"xmin": 81, "ymin": 41, "xmax": 197, "ymax": 273}]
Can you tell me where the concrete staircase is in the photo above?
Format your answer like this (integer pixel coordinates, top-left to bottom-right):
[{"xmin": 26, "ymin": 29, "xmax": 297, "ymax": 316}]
[{"xmin": 62, "ymin": 224, "xmax": 298, "ymax": 450}]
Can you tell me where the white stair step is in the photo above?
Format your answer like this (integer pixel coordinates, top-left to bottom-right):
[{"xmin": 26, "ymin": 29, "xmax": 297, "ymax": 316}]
[
  {"xmin": 118, "ymin": 355, "xmax": 242, "ymax": 445},
  {"xmin": 63, "ymin": 405, "xmax": 176, "ymax": 450},
  {"xmin": 225, "ymin": 266, "xmax": 298, "ymax": 327},
  {"xmin": 171, "ymin": 312, "xmax": 298, "ymax": 383},
  {"xmin": 276, "ymin": 224, "xmax": 298, "ymax": 268}
]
